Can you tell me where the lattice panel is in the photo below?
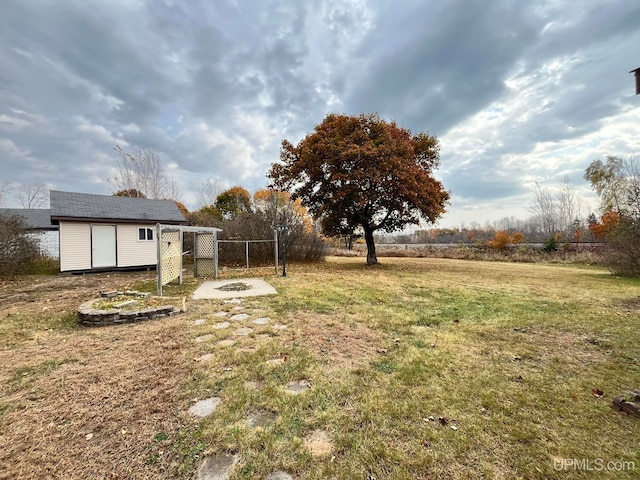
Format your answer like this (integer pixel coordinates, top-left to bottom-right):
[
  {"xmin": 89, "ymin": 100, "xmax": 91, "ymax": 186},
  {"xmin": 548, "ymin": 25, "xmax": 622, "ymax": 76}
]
[
  {"xmin": 195, "ymin": 232, "xmax": 214, "ymax": 277},
  {"xmin": 160, "ymin": 230, "xmax": 181, "ymax": 286}
]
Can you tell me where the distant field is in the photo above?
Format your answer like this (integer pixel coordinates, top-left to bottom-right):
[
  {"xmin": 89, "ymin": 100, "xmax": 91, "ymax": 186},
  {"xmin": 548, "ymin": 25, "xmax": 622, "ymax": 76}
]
[{"xmin": 1, "ymin": 257, "xmax": 639, "ymax": 479}]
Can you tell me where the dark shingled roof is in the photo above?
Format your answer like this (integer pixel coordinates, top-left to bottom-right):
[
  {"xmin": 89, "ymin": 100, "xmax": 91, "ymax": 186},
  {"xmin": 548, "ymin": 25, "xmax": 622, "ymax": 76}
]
[
  {"xmin": 50, "ymin": 191, "xmax": 186, "ymax": 224},
  {"xmin": 0, "ymin": 208, "xmax": 57, "ymax": 230}
]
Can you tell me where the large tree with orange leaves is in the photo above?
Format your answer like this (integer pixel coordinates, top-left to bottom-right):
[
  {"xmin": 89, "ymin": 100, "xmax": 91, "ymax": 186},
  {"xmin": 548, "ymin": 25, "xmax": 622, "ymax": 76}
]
[{"xmin": 269, "ymin": 113, "xmax": 449, "ymax": 264}]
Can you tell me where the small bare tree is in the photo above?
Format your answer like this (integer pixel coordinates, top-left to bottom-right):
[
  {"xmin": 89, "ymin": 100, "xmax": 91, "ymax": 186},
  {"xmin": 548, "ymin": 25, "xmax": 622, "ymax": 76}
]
[
  {"xmin": 0, "ymin": 183, "xmax": 11, "ymax": 207},
  {"xmin": 16, "ymin": 183, "xmax": 48, "ymax": 209},
  {"xmin": 195, "ymin": 179, "xmax": 221, "ymax": 208},
  {"xmin": 110, "ymin": 145, "xmax": 181, "ymax": 200},
  {"xmin": 529, "ymin": 182, "xmax": 557, "ymax": 235}
]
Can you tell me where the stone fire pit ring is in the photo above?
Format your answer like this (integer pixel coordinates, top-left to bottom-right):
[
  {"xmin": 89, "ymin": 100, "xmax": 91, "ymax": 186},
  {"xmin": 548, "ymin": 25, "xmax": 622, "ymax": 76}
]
[{"xmin": 78, "ymin": 290, "xmax": 185, "ymax": 327}]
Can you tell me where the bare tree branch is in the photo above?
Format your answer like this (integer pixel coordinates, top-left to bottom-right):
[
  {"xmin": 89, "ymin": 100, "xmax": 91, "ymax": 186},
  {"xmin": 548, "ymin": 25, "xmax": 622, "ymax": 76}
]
[
  {"xmin": 16, "ymin": 183, "xmax": 48, "ymax": 209},
  {"xmin": 110, "ymin": 145, "xmax": 181, "ymax": 200}
]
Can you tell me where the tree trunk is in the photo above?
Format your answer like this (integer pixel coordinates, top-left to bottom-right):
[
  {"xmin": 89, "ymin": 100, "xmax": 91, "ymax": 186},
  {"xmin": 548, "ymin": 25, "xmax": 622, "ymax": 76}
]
[{"xmin": 363, "ymin": 225, "xmax": 378, "ymax": 264}]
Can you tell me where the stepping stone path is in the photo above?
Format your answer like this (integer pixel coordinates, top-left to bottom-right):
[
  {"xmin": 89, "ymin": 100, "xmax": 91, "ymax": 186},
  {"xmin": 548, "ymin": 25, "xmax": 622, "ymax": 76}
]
[
  {"xmin": 251, "ymin": 317, "xmax": 270, "ymax": 325},
  {"xmin": 195, "ymin": 334, "xmax": 215, "ymax": 343},
  {"xmin": 264, "ymin": 473, "xmax": 293, "ymax": 480},
  {"xmin": 285, "ymin": 380, "xmax": 311, "ymax": 394},
  {"xmin": 217, "ymin": 339, "xmax": 236, "ymax": 347},
  {"xmin": 193, "ymin": 318, "xmax": 207, "ymax": 326},
  {"xmin": 230, "ymin": 313, "xmax": 250, "ymax": 322},
  {"xmin": 234, "ymin": 327, "xmax": 253, "ymax": 337},
  {"xmin": 195, "ymin": 453, "xmax": 239, "ymax": 480},
  {"xmin": 188, "ymin": 397, "xmax": 221, "ymax": 418},
  {"xmin": 213, "ymin": 311, "xmax": 228, "ymax": 317},
  {"xmin": 230, "ymin": 306, "xmax": 245, "ymax": 312},
  {"xmin": 212, "ymin": 321, "xmax": 230, "ymax": 330}
]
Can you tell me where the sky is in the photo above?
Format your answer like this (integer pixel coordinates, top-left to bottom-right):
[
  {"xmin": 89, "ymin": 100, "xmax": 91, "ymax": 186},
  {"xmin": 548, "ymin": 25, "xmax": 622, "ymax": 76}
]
[{"xmin": 1, "ymin": 0, "xmax": 639, "ymax": 228}]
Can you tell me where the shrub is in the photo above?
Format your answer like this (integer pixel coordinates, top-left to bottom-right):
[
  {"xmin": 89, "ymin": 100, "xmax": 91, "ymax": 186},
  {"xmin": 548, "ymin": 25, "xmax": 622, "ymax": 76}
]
[
  {"xmin": 602, "ymin": 217, "xmax": 640, "ymax": 276},
  {"xmin": 0, "ymin": 214, "xmax": 42, "ymax": 278},
  {"xmin": 542, "ymin": 236, "xmax": 559, "ymax": 252}
]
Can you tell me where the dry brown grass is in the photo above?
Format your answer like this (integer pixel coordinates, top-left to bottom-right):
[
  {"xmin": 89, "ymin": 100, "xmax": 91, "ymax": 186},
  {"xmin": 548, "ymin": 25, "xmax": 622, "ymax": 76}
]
[{"xmin": 0, "ymin": 272, "xmax": 194, "ymax": 480}]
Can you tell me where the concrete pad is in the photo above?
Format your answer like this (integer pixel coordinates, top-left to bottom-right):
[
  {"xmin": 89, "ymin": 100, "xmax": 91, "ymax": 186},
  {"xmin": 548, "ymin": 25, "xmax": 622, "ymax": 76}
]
[{"xmin": 192, "ymin": 278, "xmax": 277, "ymax": 300}]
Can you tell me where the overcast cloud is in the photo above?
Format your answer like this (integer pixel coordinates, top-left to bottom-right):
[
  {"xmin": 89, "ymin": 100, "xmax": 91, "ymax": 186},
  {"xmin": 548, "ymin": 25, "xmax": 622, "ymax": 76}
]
[{"xmin": 1, "ymin": 0, "xmax": 639, "ymax": 227}]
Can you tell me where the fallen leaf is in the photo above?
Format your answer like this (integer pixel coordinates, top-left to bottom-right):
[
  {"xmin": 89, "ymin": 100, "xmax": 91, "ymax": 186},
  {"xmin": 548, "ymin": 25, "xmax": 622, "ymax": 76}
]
[
  {"xmin": 453, "ymin": 318, "xmax": 459, "ymax": 323},
  {"xmin": 85, "ymin": 433, "xmax": 94, "ymax": 440},
  {"xmin": 592, "ymin": 389, "xmax": 604, "ymax": 398},
  {"xmin": 450, "ymin": 425, "xmax": 458, "ymax": 431},
  {"xmin": 438, "ymin": 416, "xmax": 448, "ymax": 426}
]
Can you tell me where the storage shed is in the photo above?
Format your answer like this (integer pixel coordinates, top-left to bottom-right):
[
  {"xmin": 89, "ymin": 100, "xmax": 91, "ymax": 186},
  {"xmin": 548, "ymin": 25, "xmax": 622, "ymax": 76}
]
[{"xmin": 50, "ymin": 191, "xmax": 186, "ymax": 272}]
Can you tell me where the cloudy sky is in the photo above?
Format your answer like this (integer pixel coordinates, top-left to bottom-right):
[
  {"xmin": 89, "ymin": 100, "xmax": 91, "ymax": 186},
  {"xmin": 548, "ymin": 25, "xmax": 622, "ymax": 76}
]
[{"xmin": 1, "ymin": 0, "xmax": 639, "ymax": 227}]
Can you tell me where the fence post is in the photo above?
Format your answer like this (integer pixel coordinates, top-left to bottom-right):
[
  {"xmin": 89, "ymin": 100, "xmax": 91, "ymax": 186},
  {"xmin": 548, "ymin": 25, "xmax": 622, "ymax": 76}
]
[
  {"xmin": 156, "ymin": 224, "xmax": 162, "ymax": 296},
  {"xmin": 274, "ymin": 230, "xmax": 279, "ymax": 275},
  {"xmin": 246, "ymin": 241, "xmax": 249, "ymax": 269},
  {"xmin": 214, "ymin": 232, "xmax": 219, "ymax": 279}
]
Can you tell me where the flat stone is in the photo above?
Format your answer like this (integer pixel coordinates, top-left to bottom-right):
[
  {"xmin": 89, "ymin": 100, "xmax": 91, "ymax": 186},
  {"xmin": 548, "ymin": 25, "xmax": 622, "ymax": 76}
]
[
  {"xmin": 256, "ymin": 334, "xmax": 271, "ymax": 342},
  {"xmin": 212, "ymin": 321, "xmax": 231, "ymax": 330},
  {"xmin": 234, "ymin": 327, "xmax": 253, "ymax": 337},
  {"xmin": 265, "ymin": 472, "xmax": 293, "ymax": 480},
  {"xmin": 230, "ymin": 313, "xmax": 250, "ymax": 322},
  {"xmin": 188, "ymin": 397, "xmax": 221, "ymax": 418},
  {"xmin": 285, "ymin": 379, "xmax": 311, "ymax": 394},
  {"xmin": 114, "ymin": 300, "xmax": 137, "ymax": 308},
  {"xmin": 195, "ymin": 453, "xmax": 239, "ymax": 480},
  {"xmin": 266, "ymin": 358, "xmax": 285, "ymax": 366},
  {"xmin": 213, "ymin": 311, "xmax": 228, "ymax": 317},
  {"xmin": 244, "ymin": 380, "xmax": 260, "ymax": 390},
  {"xmin": 193, "ymin": 318, "xmax": 207, "ymax": 326},
  {"xmin": 272, "ymin": 323, "xmax": 288, "ymax": 330},
  {"xmin": 246, "ymin": 410, "xmax": 277, "ymax": 428},
  {"xmin": 230, "ymin": 306, "xmax": 245, "ymax": 312},
  {"xmin": 217, "ymin": 339, "xmax": 236, "ymax": 347},
  {"xmin": 224, "ymin": 298, "xmax": 243, "ymax": 304},
  {"xmin": 195, "ymin": 334, "xmax": 215, "ymax": 343},
  {"xmin": 198, "ymin": 354, "xmax": 215, "ymax": 362},
  {"xmin": 251, "ymin": 317, "xmax": 270, "ymax": 325}
]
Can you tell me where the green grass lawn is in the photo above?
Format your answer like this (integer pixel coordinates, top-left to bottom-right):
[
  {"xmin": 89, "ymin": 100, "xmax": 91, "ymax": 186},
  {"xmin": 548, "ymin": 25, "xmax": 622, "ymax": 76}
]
[{"xmin": 181, "ymin": 257, "xmax": 640, "ymax": 479}]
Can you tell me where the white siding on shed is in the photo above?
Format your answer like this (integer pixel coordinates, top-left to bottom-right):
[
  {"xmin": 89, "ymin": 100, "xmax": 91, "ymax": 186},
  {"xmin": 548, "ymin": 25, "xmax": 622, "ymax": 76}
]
[
  {"xmin": 59, "ymin": 222, "xmax": 91, "ymax": 271},
  {"xmin": 116, "ymin": 224, "xmax": 158, "ymax": 267}
]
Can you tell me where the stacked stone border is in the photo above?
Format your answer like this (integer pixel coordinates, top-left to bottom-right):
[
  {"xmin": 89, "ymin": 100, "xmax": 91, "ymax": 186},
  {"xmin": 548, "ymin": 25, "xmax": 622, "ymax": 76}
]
[{"xmin": 78, "ymin": 290, "xmax": 185, "ymax": 327}]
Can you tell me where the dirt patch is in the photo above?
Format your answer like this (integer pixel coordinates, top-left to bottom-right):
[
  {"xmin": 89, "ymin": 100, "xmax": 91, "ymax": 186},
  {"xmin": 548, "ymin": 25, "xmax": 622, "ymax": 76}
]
[
  {"xmin": 0, "ymin": 272, "xmax": 193, "ymax": 479},
  {"xmin": 615, "ymin": 296, "xmax": 640, "ymax": 313},
  {"xmin": 0, "ymin": 271, "xmax": 155, "ymax": 317},
  {"xmin": 295, "ymin": 313, "xmax": 382, "ymax": 369},
  {"xmin": 303, "ymin": 430, "xmax": 334, "ymax": 458}
]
